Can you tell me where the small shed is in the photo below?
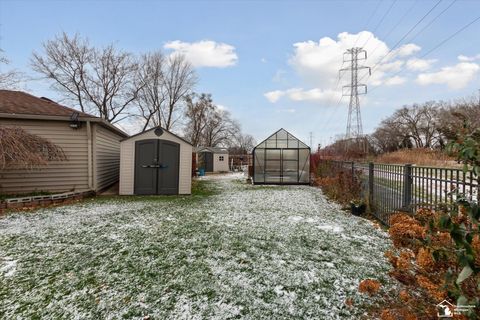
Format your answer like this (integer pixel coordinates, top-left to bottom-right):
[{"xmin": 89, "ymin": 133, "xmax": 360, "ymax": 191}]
[
  {"xmin": 252, "ymin": 128, "xmax": 310, "ymax": 185},
  {"xmin": 196, "ymin": 147, "xmax": 229, "ymax": 173},
  {"xmin": 119, "ymin": 127, "xmax": 192, "ymax": 195}
]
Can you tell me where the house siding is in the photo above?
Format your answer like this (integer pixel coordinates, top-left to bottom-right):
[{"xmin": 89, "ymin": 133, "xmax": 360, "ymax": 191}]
[
  {"xmin": 0, "ymin": 119, "xmax": 90, "ymax": 194},
  {"xmin": 119, "ymin": 130, "xmax": 192, "ymax": 195},
  {"xmin": 94, "ymin": 124, "xmax": 122, "ymax": 191}
]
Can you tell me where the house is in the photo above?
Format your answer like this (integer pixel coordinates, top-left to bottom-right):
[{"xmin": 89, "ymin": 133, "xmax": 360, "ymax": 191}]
[
  {"xmin": 252, "ymin": 128, "xmax": 310, "ymax": 185},
  {"xmin": 0, "ymin": 90, "xmax": 128, "ymax": 194},
  {"xmin": 119, "ymin": 127, "xmax": 193, "ymax": 195},
  {"xmin": 195, "ymin": 147, "xmax": 229, "ymax": 173}
]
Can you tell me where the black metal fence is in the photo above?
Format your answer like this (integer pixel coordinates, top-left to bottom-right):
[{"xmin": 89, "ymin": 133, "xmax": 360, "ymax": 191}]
[{"xmin": 324, "ymin": 160, "xmax": 479, "ymax": 226}]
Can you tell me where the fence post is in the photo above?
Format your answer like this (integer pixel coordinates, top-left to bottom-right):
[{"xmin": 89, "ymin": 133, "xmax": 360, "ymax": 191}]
[
  {"xmin": 403, "ymin": 164, "xmax": 413, "ymax": 211},
  {"xmin": 368, "ymin": 162, "xmax": 374, "ymax": 209}
]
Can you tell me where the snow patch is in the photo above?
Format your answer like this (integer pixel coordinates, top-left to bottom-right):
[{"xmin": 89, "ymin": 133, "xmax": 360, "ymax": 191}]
[
  {"xmin": 0, "ymin": 257, "xmax": 17, "ymax": 277},
  {"xmin": 316, "ymin": 224, "xmax": 344, "ymax": 233}
]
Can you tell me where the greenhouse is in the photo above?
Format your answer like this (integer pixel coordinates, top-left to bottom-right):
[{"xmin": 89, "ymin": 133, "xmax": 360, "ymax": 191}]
[{"xmin": 252, "ymin": 128, "xmax": 310, "ymax": 185}]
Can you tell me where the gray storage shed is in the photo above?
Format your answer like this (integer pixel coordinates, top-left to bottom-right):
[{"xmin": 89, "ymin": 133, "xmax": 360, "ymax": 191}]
[{"xmin": 119, "ymin": 127, "xmax": 193, "ymax": 195}]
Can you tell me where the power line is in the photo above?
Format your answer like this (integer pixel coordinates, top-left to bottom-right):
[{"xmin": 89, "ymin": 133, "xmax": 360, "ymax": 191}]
[
  {"xmin": 407, "ymin": 0, "xmax": 457, "ymax": 43},
  {"xmin": 367, "ymin": 0, "xmax": 443, "ymax": 77},
  {"xmin": 368, "ymin": 14, "xmax": 480, "ymax": 94},
  {"xmin": 353, "ymin": 0, "xmax": 383, "ymax": 48},
  {"xmin": 362, "ymin": 0, "xmax": 398, "ymax": 48},
  {"xmin": 368, "ymin": 0, "xmax": 419, "ymax": 58}
]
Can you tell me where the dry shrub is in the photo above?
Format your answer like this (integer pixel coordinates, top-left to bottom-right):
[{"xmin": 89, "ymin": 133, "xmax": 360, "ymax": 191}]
[
  {"xmin": 380, "ymin": 308, "xmax": 418, "ymax": 320},
  {"xmin": 358, "ymin": 279, "xmax": 381, "ymax": 296},
  {"xmin": 313, "ymin": 163, "xmax": 362, "ymax": 205},
  {"xmin": 0, "ymin": 126, "xmax": 67, "ymax": 169},
  {"xmin": 373, "ymin": 207, "xmax": 480, "ymax": 319},
  {"xmin": 416, "ymin": 248, "xmax": 435, "ymax": 272},
  {"xmin": 416, "ymin": 275, "xmax": 447, "ymax": 301},
  {"xmin": 399, "ymin": 290, "xmax": 410, "ymax": 302},
  {"xmin": 389, "ymin": 213, "xmax": 426, "ymax": 250},
  {"xmin": 375, "ymin": 148, "xmax": 455, "ymax": 167},
  {"xmin": 397, "ymin": 250, "xmax": 414, "ymax": 271},
  {"xmin": 473, "ymin": 235, "xmax": 480, "ymax": 268}
]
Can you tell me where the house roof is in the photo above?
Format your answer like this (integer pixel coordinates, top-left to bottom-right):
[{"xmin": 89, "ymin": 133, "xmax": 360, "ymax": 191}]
[
  {"xmin": 195, "ymin": 146, "xmax": 229, "ymax": 154},
  {"xmin": 0, "ymin": 90, "xmax": 128, "ymax": 137},
  {"xmin": 121, "ymin": 126, "xmax": 193, "ymax": 146},
  {"xmin": 0, "ymin": 90, "xmax": 95, "ymax": 118}
]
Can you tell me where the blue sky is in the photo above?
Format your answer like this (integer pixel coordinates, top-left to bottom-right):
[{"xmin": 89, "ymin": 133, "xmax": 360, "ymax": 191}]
[{"xmin": 1, "ymin": 0, "xmax": 480, "ymax": 147}]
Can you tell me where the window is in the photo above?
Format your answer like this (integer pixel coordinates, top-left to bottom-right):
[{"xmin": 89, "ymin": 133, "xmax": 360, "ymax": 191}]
[{"xmin": 219, "ymin": 156, "xmax": 224, "ymax": 161}]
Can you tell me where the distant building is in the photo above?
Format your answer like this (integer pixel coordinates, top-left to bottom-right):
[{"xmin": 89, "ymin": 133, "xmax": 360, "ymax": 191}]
[{"xmin": 195, "ymin": 147, "xmax": 229, "ymax": 173}]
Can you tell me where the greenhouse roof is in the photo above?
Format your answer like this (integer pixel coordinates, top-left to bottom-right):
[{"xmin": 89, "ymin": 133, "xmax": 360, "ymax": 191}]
[{"xmin": 254, "ymin": 128, "xmax": 309, "ymax": 150}]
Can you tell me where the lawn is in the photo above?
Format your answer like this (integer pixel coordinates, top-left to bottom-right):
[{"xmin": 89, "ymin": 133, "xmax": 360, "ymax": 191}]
[{"xmin": 0, "ymin": 173, "xmax": 394, "ymax": 319}]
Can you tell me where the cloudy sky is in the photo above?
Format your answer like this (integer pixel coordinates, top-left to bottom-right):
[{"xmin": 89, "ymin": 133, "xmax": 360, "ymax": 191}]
[{"xmin": 1, "ymin": 0, "xmax": 480, "ymax": 147}]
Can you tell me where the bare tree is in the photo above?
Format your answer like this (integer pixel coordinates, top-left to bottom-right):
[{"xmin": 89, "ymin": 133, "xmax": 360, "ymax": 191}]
[
  {"xmin": 184, "ymin": 93, "xmax": 214, "ymax": 146},
  {"xmin": 161, "ymin": 54, "xmax": 196, "ymax": 130},
  {"xmin": 202, "ymin": 108, "xmax": 240, "ymax": 147},
  {"xmin": 136, "ymin": 52, "xmax": 166, "ymax": 131},
  {"xmin": 0, "ymin": 49, "xmax": 24, "ymax": 89},
  {"xmin": 31, "ymin": 32, "xmax": 140, "ymax": 123},
  {"xmin": 230, "ymin": 133, "xmax": 256, "ymax": 153}
]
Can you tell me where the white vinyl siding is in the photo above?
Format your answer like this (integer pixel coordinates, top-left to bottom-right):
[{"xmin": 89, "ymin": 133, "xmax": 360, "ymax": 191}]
[
  {"xmin": 94, "ymin": 124, "xmax": 122, "ymax": 191},
  {"xmin": 0, "ymin": 119, "xmax": 90, "ymax": 194},
  {"xmin": 214, "ymin": 153, "xmax": 229, "ymax": 172},
  {"xmin": 119, "ymin": 130, "xmax": 192, "ymax": 195}
]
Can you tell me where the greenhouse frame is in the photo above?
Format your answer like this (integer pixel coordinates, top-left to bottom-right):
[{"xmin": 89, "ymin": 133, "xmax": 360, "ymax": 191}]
[{"xmin": 252, "ymin": 128, "xmax": 310, "ymax": 185}]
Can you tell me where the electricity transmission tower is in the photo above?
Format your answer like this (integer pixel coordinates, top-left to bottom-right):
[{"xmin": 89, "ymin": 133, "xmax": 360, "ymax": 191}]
[{"xmin": 340, "ymin": 48, "xmax": 371, "ymax": 144}]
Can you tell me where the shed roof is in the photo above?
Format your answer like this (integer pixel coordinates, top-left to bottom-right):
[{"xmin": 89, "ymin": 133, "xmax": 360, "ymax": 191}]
[
  {"xmin": 121, "ymin": 126, "xmax": 193, "ymax": 145},
  {"xmin": 0, "ymin": 90, "xmax": 128, "ymax": 137},
  {"xmin": 195, "ymin": 146, "xmax": 229, "ymax": 154}
]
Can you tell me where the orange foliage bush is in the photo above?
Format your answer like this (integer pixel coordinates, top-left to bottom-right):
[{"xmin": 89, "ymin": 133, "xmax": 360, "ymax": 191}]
[
  {"xmin": 388, "ymin": 213, "xmax": 426, "ymax": 250},
  {"xmin": 416, "ymin": 248, "xmax": 435, "ymax": 272},
  {"xmin": 416, "ymin": 275, "xmax": 447, "ymax": 301},
  {"xmin": 358, "ymin": 279, "xmax": 381, "ymax": 296},
  {"xmin": 374, "ymin": 208, "xmax": 480, "ymax": 319}
]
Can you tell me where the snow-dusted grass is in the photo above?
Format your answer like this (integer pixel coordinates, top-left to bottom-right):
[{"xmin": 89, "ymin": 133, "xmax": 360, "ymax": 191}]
[{"xmin": 0, "ymin": 173, "xmax": 393, "ymax": 319}]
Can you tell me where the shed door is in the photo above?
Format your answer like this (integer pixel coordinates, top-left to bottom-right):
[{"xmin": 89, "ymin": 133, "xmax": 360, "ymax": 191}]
[
  {"xmin": 204, "ymin": 152, "xmax": 214, "ymax": 172},
  {"xmin": 134, "ymin": 139, "xmax": 180, "ymax": 195},
  {"xmin": 158, "ymin": 141, "xmax": 180, "ymax": 195},
  {"xmin": 134, "ymin": 140, "xmax": 158, "ymax": 195}
]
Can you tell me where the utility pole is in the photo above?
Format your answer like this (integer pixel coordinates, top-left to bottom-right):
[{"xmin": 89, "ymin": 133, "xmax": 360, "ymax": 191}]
[
  {"xmin": 340, "ymin": 48, "xmax": 371, "ymax": 152},
  {"xmin": 309, "ymin": 132, "xmax": 313, "ymax": 148}
]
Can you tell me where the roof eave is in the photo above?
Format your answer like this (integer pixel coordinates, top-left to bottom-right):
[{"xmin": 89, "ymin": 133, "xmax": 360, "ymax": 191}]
[{"xmin": 0, "ymin": 112, "xmax": 128, "ymax": 138}]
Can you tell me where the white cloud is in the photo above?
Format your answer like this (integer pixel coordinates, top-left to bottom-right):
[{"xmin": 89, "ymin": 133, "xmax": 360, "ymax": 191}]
[
  {"xmin": 265, "ymin": 88, "xmax": 339, "ymax": 104},
  {"xmin": 406, "ymin": 58, "xmax": 437, "ymax": 71},
  {"xmin": 458, "ymin": 54, "xmax": 480, "ymax": 62},
  {"xmin": 164, "ymin": 40, "xmax": 238, "ymax": 68},
  {"xmin": 264, "ymin": 31, "xmax": 416, "ymax": 103},
  {"xmin": 264, "ymin": 90, "xmax": 285, "ymax": 103},
  {"xmin": 416, "ymin": 62, "xmax": 480, "ymax": 89},
  {"xmin": 288, "ymin": 31, "xmax": 418, "ymax": 88},
  {"xmin": 392, "ymin": 44, "xmax": 421, "ymax": 57},
  {"xmin": 261, "ymin": 58, "xmax": 268, "ymax": 63},
  {"xmin": 384, "ymin": 76, "xmax": 407, "ymax": 86}
]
